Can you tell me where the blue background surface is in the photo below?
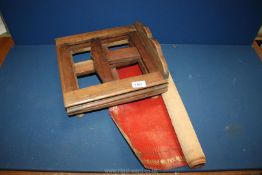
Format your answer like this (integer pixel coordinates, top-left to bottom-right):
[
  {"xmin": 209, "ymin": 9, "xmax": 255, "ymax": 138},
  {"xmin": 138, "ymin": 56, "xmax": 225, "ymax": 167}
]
[
  {"xmin": 0, "ymin": 0, "xmax": 262, "ymax": 45},
  {"xmin": 0, "ymin": 44, "xmax": 262, "ymax": 171}
]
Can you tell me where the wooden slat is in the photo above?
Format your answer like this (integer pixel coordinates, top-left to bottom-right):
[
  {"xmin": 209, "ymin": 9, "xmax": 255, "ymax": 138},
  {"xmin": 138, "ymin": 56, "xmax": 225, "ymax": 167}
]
[
  {"xmin": 129, "ymin": 32, "xmax": 158, "ymax": 73},
  {"xmin": 56, "ymin": 25, "xmax": 136, "ymax": 46},
  {"xmin": 122, "ymin": 34, "xmax": 148, "ymax": 74},
  {"xmin": 106, "ymin": 47, "xmax": 140, "ymax": 66},
  {"xmin": 74, "ymin": 56, "xmax": 137, "ymax": 77},
  {"xmin": 64, "ymin": 72, "xmax": 166, "ymax": 107},
  {"xmin": 74, "ymin": 60, "xmax": 95, "ymax": 76},
  {"xmin": 111, "ymin": 67, "xmax": 120, "ymax": 80},
  {"xmin": 57, "ymin": 46, "xmax": 78, "ymax": 93},
  {"xmin": 0, "ymin": 36, "xmax": 14, "ymax": 65},
  {"xmin": 68, "ymin": 35, "xmax": 129, "ymax": 54},
  {"xmin": 134, "ymin": 22, "xmax": 169, "ymax": 78},
  {"xmin": 67, "ymin": 84, "xmax": 167, "ymax": 115},
  {"xmin": 91, "ymin": 39, "xmax": 114, "ymax": 82},
  {"xmin": 107, "ymin": 47, "xmax": 140, "ymax": 61},
  {"xmin": 72, "ymin": 44, "xmax": 140, "ymax": 77},
  {"xmin": 137, "ymin": 59, "xmax": 148, "ymax": 74}
]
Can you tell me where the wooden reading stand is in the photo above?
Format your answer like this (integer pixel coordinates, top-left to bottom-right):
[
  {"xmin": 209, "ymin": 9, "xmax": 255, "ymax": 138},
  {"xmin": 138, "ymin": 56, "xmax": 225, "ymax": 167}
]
[{"xmin": 56, "ymin": 22, "xmax": 169, "ymax": 115}]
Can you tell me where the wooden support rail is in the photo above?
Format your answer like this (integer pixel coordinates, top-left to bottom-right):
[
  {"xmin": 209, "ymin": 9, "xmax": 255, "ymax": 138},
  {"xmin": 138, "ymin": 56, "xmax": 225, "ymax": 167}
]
[{"xmin": 56, "ymin": 22, "xmax": 169, "ymax": 115}]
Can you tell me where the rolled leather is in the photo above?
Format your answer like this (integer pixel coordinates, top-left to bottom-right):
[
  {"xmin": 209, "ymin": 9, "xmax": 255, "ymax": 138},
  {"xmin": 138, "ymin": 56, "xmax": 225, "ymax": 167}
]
[{"xmin": 109, "ymin": 64, "xmax": 187, "ymax": 170}]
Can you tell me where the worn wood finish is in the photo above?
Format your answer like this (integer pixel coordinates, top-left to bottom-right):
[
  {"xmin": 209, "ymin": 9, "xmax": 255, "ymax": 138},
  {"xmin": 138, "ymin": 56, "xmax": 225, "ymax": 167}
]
[
  {"xmin": 56, "ymin": 46, "xmax": 79, "ymax": 93},
  {"xmin": 111, "ymin": 67, "xmax": 119, "ymax": 80},
  {"xmin": 64, "ymin": 72, "xmax": 166, "ymax": 107},
  {"xmin": 91, "ymin": 39, "xmax": 114, "ymax": 82},
  {"xmin": 68, "ymin": 35, "xmax": 129, "ymax": 54},
  {"xmin": 106, "ymin": 47, "xmax": 140, "ymax": 68},
  {"xmin": 74, "ymin": 60, "xmax": 95, "ymax": 76},
  {"xmin": 56, "ymin": 22, "xmax": 169, "ymax": 115},
  {"xmin": 67, "ymin": 83, "xmax": 167, "ymax": 115},
  {"xmin": 74, "ymin": 47, "xmax": 139, "ymax": 77},
  {"xmin": 129, "ymin": 32, "xmax": 158, "ymax": 73},
  {"xmin": 107, "ymin": 47, "xmax": 140, "ymax": 62},
  {"xmin": 56, "ymin": 25, "xmax": 135, "ymax": 46},
  {"xmin": 74, "ymin": 54, "xmax": 138, "ymax": 76},
  {"xmin": 134, "ymin": 22, "xmax": 169, "ymax": 78},
  {"xmin": 0, "ymin": 36, "xmax": 14, "ymax": 65}
]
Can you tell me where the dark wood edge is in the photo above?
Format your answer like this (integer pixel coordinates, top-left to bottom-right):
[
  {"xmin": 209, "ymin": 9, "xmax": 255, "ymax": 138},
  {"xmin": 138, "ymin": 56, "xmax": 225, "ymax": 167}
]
[
  {"xmin": 67, "ymin": 84, "xmax": 168, "ymax": 115},
  {"xmin": 64, "ymin": 72, "xmax": 167, "ymax": 107},
  {"xmin": 56, "ymin": 45, "xmax": 79, "ymax": 93},
  {"xmin": 55, "ymin": 25, "xmax": 136, "ymax": 46},
  {"xmin": 133, "ymin": 22, "xmax": 169, "ymax": 79}
]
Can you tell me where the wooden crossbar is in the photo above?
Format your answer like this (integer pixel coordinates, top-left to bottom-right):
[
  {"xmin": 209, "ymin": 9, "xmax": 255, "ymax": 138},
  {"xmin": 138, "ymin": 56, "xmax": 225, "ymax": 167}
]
[{"xmin": 56, "ymin": 22, "xmax": 169, "ymax": 115}]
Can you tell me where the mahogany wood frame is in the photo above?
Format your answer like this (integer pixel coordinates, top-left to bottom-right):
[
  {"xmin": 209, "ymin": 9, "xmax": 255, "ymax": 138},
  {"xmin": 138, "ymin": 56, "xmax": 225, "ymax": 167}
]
[{"xmin": 56, "ymin": 22, "xmax": 169, "ymax": 115}]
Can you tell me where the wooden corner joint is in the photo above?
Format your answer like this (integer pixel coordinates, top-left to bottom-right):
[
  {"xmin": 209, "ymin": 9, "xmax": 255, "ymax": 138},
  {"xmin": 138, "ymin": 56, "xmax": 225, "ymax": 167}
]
[{"xmin": 56, "ymin": 22, "xmax": 169, "ymax": 115}]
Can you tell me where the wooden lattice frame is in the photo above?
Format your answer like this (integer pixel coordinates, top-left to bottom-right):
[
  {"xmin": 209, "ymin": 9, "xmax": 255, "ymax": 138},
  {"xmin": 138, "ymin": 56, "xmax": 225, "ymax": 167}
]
[{"xmin": 56, "ymin": 22, "xmax": 169, "ymax": 115}]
